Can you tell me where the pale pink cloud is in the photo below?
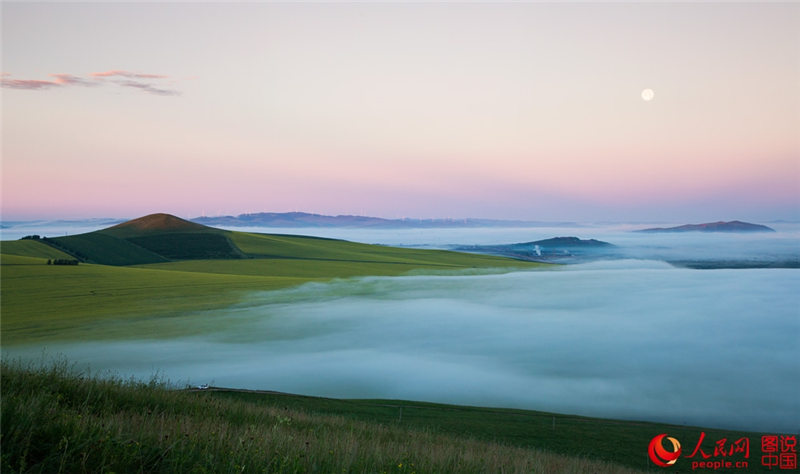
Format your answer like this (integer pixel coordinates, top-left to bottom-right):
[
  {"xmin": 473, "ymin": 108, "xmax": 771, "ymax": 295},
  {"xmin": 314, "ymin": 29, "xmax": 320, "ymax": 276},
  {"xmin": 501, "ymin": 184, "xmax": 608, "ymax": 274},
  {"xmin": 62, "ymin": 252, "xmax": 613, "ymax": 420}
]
[
  {"xmin": 51, "ymin": 73, "xmax": 99, "ymax": 87},
  {"xmin": 1, "ymin": 78, "xmax": 61, "ymax": 90},
  {"xmin": 90, "ymin": 70, "xmax": 168, "ymax": 79},
  {"xmin": 1, "ymin": 73, "xmax": 99, "ymax": 89},
  {"xmin": 90, "ymin": 70, "xmax": 179, "ymax": 95},
  {"xmin": 1, "ymin": 71, "xmax": 179, "ymax": 96}
]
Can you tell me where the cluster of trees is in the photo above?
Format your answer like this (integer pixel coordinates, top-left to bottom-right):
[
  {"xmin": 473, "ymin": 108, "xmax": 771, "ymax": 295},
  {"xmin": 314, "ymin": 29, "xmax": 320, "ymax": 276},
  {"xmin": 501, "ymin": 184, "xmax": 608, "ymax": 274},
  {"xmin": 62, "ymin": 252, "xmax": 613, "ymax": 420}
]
[
  {"xmin": 39, "ymin": 238, "xmax": 89, "ymax": 261},
  {"xmin": 19, "ymin": 235, "xmax": 84, "ymax": 265},
  {"xmin": 47, "ymin": 259, "xmax": 79, "ymax": 266}
]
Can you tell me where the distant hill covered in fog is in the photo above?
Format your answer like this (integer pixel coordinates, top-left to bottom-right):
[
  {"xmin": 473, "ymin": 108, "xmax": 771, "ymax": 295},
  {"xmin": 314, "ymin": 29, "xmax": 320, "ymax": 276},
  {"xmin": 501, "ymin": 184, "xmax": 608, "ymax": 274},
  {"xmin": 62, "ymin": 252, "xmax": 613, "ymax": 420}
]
[
  {"xmin": 454, "ymin": 236, "xmax": 618, "ymax": 264},
  {"xmin": 636, "ymin": 220, "xmax": 775, "ymax": 233}
]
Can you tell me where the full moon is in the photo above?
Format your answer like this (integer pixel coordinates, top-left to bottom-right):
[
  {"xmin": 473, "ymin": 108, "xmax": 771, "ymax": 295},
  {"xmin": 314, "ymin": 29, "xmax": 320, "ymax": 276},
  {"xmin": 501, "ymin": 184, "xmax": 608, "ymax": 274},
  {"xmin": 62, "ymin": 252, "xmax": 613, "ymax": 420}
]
[{"xmin": 641, "ymin": 88, "xmax": 655, "ymax": 101}]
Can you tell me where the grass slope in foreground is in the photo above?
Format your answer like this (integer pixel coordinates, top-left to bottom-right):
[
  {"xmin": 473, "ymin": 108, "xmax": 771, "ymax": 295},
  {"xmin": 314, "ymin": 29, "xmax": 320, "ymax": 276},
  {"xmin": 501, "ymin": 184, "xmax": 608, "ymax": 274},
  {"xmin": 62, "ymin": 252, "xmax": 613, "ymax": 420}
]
[
  {"xmin": 1, "ymin": 360, "xmax": 646, "ymax": 474},
  {"xmin": 3, "ymin": 360, "xmax": 780, "ymax": 474},
  {"xmin": 1, "ymin": 214, "xmax": 544, "ymax": 344}
]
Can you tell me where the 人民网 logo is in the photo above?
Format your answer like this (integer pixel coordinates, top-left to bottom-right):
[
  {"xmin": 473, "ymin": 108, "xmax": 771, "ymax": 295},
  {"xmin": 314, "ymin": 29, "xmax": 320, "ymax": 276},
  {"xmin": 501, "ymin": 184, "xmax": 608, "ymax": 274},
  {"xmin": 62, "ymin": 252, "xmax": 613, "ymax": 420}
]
[{"xmin": 649, "ymin": 434, "xmax": 682, "ymax": 467}]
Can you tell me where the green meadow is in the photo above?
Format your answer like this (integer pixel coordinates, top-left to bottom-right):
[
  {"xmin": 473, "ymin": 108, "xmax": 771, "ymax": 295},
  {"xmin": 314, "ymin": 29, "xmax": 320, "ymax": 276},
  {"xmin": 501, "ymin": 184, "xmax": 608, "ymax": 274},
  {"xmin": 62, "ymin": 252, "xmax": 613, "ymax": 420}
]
[
  {"xmin": 1, "ymin": 214, "xmax": 541, "ymax": 344},
  {"xmin": 2, "ymin": 359, "xmax": 641, "ymax": 474}
]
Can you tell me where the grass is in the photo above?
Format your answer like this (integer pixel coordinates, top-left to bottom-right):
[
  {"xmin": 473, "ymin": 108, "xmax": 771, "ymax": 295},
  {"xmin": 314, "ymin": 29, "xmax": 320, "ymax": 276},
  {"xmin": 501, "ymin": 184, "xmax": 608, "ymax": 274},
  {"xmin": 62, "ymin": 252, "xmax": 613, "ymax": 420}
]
[
  {"xmin": 208, "ymin": 392, "xmax": 778, "ymax": 473},
  {"xmin": 227, "ymin": 232, "xmax": 519, "ymax": 267},
  {"xmin": 1, "ymin": 229, "xmax": 542, "ymax": 344},
  {"xmin": 0, "ymin": 254, "xmax": 304, "ymax": 344},
  {"xmin": 0, "ymin": 240, "xmax": 74, "ymax": 260},
  {"xmin": 127, "ymin": 233, "xmax": 244, "ymax": 260},
  {"xmin": 1, "ymin": 359, "xmax": 647, "ymax": 474},
  {"xmin": 3, "ymin": 359, "xmax": 781, "ymax": 474},
  {"xmin": 45, "ymin": 232, "xmax": 168, "ymax": 265}
]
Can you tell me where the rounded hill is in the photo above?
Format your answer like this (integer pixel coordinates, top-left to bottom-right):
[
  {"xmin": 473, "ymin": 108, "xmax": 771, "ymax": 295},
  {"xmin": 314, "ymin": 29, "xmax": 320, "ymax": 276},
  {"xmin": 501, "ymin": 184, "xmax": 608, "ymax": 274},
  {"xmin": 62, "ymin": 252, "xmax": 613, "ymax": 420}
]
[{"xmin": 104, "ymin": 213, "xmax": 212, "ymax": 236}]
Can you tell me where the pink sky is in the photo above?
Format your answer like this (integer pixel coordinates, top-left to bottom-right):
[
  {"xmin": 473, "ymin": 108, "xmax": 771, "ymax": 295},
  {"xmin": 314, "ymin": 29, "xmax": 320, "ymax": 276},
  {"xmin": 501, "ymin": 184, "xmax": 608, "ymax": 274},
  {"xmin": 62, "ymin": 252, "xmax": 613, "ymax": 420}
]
[{"xmin": 2, "ymin": 3, "xmax": 798, "ymax": 222}]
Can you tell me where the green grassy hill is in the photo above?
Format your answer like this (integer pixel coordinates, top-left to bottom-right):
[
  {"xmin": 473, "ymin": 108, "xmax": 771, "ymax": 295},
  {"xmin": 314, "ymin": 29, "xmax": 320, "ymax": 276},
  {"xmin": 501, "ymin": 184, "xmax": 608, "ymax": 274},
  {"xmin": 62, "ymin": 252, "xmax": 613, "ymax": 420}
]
[
  {"xmin": 127, "ymin": 232, "xmax": 243, "ymax": 260},
  {"xmin": 0, "ymin": 240, "xmax": 74, "ymax": 260},
  {"xmin": 44, "ymin": 232, "xmax": 170, "ymax": 265},
  {"xmin": 38, "ymin": 214, "xmax": 231, "ymax": 265},
  {"xmin": 0, "ymin": 360, "xmax": 644, "ymax": 474},
  {"xmin": 100, "ymin": 212, "xmax": 215, "ymax": 237},
  {"xmin": 16, "ymin": 213, "xmax": 529, "ymax": 268},
  {"xmin": 1, "ymin": 214, "xmax": 543, "ymax": 344}
]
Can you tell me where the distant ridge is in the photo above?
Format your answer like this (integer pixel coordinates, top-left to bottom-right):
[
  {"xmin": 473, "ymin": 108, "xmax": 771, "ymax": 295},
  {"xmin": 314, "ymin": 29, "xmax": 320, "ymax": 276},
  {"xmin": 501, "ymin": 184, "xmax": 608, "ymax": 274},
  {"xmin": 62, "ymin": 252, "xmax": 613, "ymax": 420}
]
[
  {"xmin": 192, "ymin": 212, "xmax": 579, "ymax": 229},
  {"xmin": 636, "ymin": 220, "xmax": 775, "ymax": 233}
]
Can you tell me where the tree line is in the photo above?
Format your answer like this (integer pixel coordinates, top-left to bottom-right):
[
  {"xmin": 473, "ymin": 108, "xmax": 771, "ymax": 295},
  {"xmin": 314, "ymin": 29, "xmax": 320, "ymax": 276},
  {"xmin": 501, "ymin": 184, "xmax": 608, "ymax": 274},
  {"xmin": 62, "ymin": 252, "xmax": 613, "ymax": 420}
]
[{"xmin": 47, "ymin": 259, "xmax": 79, "ymax": 265}]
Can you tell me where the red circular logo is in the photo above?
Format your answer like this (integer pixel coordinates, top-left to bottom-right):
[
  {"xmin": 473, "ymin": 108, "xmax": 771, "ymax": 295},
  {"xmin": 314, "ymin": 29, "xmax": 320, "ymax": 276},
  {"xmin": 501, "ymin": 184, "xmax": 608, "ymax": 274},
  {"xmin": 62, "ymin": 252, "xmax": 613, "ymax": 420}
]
[{"xmin": 649, "ymin": 434, "xmax": 682, "ymax": 467}]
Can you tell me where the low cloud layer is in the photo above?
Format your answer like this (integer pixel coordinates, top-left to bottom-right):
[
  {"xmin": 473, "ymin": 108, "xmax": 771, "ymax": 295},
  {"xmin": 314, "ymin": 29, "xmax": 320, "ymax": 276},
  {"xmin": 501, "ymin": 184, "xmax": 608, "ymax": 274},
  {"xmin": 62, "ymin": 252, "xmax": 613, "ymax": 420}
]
[
  {"xmin": 1, "ymin": 70, "xmax": 179, "ymax": 96},
  {"xmin": 7, "ymin": 262, "xmax": 798, "ymax": 432}
]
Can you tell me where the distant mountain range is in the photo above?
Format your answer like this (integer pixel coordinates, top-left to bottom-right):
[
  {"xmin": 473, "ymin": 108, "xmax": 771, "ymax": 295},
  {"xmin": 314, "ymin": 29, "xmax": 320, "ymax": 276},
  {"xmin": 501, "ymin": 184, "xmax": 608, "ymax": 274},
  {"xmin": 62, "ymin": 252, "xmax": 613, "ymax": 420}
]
[
  {"xmin": 636, "ymin": 221, "xmax": 775, "ymax": 233},
  {"xmin": 192, "ymin": 212, "xmax": 580, "ymax": 229}
]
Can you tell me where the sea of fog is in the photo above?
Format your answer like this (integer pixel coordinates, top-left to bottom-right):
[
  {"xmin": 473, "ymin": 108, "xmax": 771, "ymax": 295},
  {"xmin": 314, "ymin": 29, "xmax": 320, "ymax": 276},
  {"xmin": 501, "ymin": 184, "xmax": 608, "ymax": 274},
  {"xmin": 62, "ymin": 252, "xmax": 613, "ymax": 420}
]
[{"xmin": 2, "ymin": 222, "xmax": 799, "ymax": 432}]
